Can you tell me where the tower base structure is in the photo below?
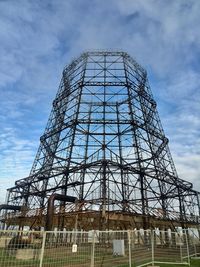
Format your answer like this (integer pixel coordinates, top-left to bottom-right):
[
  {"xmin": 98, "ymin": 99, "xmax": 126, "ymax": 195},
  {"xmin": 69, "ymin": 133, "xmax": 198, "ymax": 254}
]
[{"xmin": 1, "ymin": 208, "xmax": 200, "ymax": 231}]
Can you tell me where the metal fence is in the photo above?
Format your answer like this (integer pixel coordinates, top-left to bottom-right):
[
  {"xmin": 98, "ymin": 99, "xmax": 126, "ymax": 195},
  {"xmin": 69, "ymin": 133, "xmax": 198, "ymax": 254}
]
[{"xmin": 0, "ymin": 229, "xmax": 199, "ymax": 267}]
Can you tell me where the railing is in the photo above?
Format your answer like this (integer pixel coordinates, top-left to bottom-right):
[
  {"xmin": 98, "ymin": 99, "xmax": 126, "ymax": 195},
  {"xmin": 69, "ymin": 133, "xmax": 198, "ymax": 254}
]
[{"xmin": 0, "ymin": 229, "xmax": 199, "ymax": 266}]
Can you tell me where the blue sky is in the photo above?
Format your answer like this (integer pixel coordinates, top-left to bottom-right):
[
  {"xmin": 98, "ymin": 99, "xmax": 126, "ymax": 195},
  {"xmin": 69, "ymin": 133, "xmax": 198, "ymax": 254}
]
[{"xmin": 0, "ymin": 0, "xmax": 200, "ymax": 202}]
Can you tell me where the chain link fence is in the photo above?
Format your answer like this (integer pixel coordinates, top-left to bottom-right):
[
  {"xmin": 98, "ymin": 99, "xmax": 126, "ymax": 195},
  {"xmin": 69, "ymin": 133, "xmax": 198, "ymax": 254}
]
[{"xmin": 0, "ymin": 229, "xmax": 199, "ymax": 266}]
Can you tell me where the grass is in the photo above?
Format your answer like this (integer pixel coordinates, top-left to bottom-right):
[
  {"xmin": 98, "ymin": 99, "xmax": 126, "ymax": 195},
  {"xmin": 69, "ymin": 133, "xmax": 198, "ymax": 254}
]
[
  {"xmin": 0, "ymin": 246, "xmax": 200, "ymax": 266},
  {"xmin": 144, "ymin": 258, "xmax": 200, "ymax": 267}
]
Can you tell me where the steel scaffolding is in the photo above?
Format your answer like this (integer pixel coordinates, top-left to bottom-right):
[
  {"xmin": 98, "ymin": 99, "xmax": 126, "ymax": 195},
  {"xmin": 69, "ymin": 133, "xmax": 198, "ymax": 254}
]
[{"xmin": 3, "ymin": 51, "xmax": 200, "ymax": 230}]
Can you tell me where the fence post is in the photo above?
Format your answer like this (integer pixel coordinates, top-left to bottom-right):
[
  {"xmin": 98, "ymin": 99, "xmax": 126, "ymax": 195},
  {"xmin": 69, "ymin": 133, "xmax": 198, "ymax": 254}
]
[
  {"xmin": 128, "ymin": 230, "xmax": 132, "ymax": 267},
  {"xmin": 90, "ymin": 230, "xmax": 95, "ymax": 267},
  {"xmin": 184, "ymin": 229, "xmax": 190, "ymax": 266},
  {"xmin": 39, "ymin": 231, "xmax": 46, "ymax": 267},
  {"xmin": 180, "ymin": 243, "xmax": 183, "ymax": 262},
  {"xmin": 194, "ymin": 242, "xmax": 197, "ymax": 257},
  {"xmin": 151, "ymin": 230, "xmax": 155, "ymax": 266}
]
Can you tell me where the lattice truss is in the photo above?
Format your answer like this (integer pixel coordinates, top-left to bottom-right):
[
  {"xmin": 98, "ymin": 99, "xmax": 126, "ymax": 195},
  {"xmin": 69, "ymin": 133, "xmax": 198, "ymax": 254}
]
[{"xmin": 7, "ymin": 51, "xmax": 200, "ymax": 223}]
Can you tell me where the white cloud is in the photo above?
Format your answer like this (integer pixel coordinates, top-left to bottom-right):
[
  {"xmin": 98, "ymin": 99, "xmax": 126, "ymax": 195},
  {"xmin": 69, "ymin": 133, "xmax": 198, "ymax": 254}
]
[
  {"xmin": 158, "ymin": 71, "xmax": 200, "ymax": 190},
  {"xmin": 0, "ymin": 127, "xmax": 37, "ymax": 202},
  {"xmin": 113, "ymin": 0, "xmax": 200, "ymax": 75},
  {"xmin": 173, "ymin": 153, "xmax": 200, "ymax": 190},
  {"xmin": 0, "ymin": 0, "xmax": 199, "ymax": 202}
]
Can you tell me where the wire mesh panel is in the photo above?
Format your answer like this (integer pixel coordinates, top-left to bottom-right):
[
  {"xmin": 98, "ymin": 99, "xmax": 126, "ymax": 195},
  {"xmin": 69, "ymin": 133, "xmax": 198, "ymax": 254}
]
[
  {"xmin": 187, "ymin": 229, "xmax": 200, "ymax": 257},
  {"xmin": 130, "ymin": 230, "xmax": 152, "ymax": 267},
  {"xmin": 153, "ymin": 230, "xmax": 190, "ymax": 266},
  {"xmin": 0, "ymin": 229, "xmax": 200, "ymax": 266},
  {"xmin": 93, "ymin": 231, "xmax": 129, "ymax": 267},
  {"xmin": 42, "ymin": 230, "xmax": 92, "ymax": 267},
  {"xmin": 0, "ymin": 230, "xmax": 42, "ymax": 267}
]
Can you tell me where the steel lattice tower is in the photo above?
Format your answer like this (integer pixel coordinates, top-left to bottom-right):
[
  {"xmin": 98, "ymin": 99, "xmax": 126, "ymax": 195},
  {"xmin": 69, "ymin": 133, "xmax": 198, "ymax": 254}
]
[{"xmin": 5, "ymin": 51, "xmax": 200, "ymax": 230}]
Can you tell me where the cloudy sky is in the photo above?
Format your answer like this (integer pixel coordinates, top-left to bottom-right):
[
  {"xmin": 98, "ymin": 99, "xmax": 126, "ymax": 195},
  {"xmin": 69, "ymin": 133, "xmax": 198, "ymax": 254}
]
[{"xmin": 0, "ymin": 0, "xmax": 199, "ymax": 202}]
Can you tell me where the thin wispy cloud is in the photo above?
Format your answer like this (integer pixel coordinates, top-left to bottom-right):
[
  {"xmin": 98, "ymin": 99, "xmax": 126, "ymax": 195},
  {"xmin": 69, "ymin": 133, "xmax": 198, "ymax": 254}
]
[{"xmin": 0, "ymin": 0, "xmax": 199, "ymax": 202}]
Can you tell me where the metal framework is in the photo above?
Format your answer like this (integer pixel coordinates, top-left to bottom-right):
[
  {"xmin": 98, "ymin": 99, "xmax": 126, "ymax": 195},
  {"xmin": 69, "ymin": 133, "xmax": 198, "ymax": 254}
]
[{"xmin": 4, "ymin": 51, "xmax": 200, "ymax": 230}]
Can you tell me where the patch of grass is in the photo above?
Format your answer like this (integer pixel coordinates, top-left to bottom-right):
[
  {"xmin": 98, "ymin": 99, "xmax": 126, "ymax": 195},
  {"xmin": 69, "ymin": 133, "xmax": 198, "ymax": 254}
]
[
  {"xmin": 154, "ymin": 258, "xmax": 200, "ymax": 267},
  {"xmin": 0, "ymin": 246, "xmax": 200, "ymax": 267},
  {"xmin": 190, "ymin": 258, "xmax": 200, "ymax": 267}
]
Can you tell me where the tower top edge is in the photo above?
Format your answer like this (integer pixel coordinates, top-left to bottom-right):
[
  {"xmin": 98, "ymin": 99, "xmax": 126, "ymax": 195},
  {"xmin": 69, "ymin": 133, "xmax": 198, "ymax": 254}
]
[{"xmin": 63, "ymin": 50, "xmax": 147, "ymax": 76}]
